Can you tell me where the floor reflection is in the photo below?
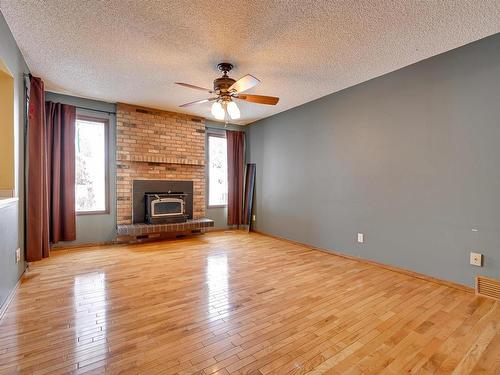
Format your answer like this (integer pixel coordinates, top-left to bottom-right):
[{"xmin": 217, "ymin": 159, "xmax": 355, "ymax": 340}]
[
  {"xmin": 206, "ymin": 255, "xmax": 229, "ymax": 319},
  {"xmin": 73, "ymin": 272, "xmax": 107, "ymax": 365}
]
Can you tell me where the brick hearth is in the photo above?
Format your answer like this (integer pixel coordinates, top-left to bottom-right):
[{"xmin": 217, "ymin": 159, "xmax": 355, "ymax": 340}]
[
  {"xmin": 117, "ymin": 218, "xmax": 214, "ymax": 237},
  {"xmin": 116, "ymin": 103, "xmax": 206, "ymax": 225}
]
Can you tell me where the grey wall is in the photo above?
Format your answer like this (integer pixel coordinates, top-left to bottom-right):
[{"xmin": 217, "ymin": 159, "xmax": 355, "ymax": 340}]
[
  {"xmin": 0, "ymin": 11, "xmax": 29, "ymax": 309},
  {"xmin": 205, "ymin": 120, "xmax": 246, "ymax": 229},
  {"xmin": 45, "ymin": 92, "xmax": 117, "ymax": 246},
  {"xmin": 246, "ymin": 34, "xmax": 500, "ymax": 287}
]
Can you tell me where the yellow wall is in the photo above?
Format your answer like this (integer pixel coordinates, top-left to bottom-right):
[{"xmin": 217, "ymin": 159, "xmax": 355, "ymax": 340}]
[{"xmin": 0, "ymin": 59, "xmax": 14, "ymax": 191}]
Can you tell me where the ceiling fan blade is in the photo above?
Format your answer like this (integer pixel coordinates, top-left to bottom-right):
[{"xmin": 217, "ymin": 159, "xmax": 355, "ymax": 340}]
[
  {"xmin": 236, "ymin": 94, "xmax": 279, "ymax": 105},
  {"xmin": 228, "ymin": 74, "xmax": 260, "ymax": 93},
  {"xmin": 175, "ymin": 82, "xmax": 213, "ymax": 93},
  {"xmin": 179, "ymin": 97, "xmax": 217, "ymax": 107}
]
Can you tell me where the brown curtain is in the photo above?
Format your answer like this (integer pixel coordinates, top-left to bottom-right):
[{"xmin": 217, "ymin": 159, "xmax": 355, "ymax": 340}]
[
  {"xmin": 45, "ymin": 101, "xmax": 76, "ymax": 243},
  {"xmin": 27, "ymin": 78, "xmax": 76, "ymax": 261},
  {"xmin": 27, "ymin": 76, "xmax": 49, "ymax": 261},
  {"xmin": 226, "ymin": 130, "xmax": 245, "ymax": 225}
]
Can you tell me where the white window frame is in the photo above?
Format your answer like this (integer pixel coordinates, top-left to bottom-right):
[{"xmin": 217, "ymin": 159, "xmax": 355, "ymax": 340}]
[
  {"xmin": 207, "ymin": 132, "xmax": 228, "ymax": 208},
  {"xmin": 75, "ymin": 115, "xmax": 109, "ymax": 215}
]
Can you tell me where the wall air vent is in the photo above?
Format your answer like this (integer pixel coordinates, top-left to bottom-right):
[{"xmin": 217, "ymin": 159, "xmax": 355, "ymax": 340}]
[
  {"xmin": 476, "ymin": 276, "xmax": 500, "ymax": 301},
  {"xmin": 135, "ymin": 108, "xmax": 160, "ymax": 115}
]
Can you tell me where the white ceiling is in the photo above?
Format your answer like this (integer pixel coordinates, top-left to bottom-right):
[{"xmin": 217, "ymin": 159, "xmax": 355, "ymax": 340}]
[{"xmin": 1, "ymin": 1, "xmax": 499, "ymax": 125}]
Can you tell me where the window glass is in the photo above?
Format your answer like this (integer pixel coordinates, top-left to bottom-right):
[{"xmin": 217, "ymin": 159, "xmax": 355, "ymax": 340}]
[
  {"xmin": 75, "ymin": 118, "xmax": 107, "ymax": 212},
  {"xmin": 208, "ymin": 135, "xmax": 228, "ymax": 206}
]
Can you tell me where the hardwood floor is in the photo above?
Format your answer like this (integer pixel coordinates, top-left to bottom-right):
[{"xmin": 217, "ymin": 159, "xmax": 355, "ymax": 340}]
[{"xmin": 0, "ymin": 231, "xmax": 498, "ymax": 375}]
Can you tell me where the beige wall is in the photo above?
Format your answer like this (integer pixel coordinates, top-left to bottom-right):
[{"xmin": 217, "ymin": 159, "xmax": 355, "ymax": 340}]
[{"xmin": 0, "ymin": 60, "xmax": 14, "ymax": 192}]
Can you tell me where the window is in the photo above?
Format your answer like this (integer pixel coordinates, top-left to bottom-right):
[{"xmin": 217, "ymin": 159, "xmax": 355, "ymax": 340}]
[
  {"xmin": 208, "ymin": 134, "xmax": 228, "ymax": 207},
  {"xmin": 75, "ymin": 116, "xmax": 108, "ymax": 214}
]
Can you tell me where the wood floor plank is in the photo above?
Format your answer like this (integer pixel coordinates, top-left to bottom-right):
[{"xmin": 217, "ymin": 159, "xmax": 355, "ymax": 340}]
[{"xmin": 0, "ymin": 231, "xmax": 498, "ymax": 375}]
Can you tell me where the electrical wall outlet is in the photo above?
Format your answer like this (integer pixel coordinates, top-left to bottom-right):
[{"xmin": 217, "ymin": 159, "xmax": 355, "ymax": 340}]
[
  {"xmin": 470, "ymin": 252, "xmax": 483, "ymax": 267},
  {"xmin": 252, "ymin": 215, "xmax": 256, "ymax": 222},
  {"xmin": 357, "ymin": 233, "xmax": 364, "ymax": 243},
  {"xmin": 15, "ymin": 248, "xmax": 21, "ymax": 263}
]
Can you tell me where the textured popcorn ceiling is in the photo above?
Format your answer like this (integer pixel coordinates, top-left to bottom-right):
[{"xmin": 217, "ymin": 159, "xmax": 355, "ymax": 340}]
[{"xmin": 1, "ymin": 1, "xmax": 499, "ymax": 124}]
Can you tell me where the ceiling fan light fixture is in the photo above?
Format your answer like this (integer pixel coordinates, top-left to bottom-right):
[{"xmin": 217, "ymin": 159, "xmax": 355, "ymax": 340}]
[
  {"xmin": 177, "ymin": 62, "xmax": 279, "ymax": 120},
  {"xmin": 227, "ymin": 101, "xmax": 240, "ymax": 120},
  {"xmin": 211, "ymin": 101, "xmax": 225, "ymax": 120}
]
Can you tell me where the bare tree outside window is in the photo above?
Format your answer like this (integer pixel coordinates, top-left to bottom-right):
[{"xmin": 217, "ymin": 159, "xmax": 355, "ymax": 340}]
[
  {"xmin": 208, "ymin": 135, "xmax": 228, "ymax": 206},
  {"xmin": 75, "ymin": 118, "xmax": 107, "ymax": 213}
]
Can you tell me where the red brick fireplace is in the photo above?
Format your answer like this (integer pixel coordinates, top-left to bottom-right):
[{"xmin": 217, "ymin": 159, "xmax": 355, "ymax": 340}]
[{"xmin": 116, "ymin": 103, "xmax": 207, "ymax": 227}]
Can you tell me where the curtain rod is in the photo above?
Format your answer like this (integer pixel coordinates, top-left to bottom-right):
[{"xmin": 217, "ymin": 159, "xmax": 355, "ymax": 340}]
[
  {"xmin": 205, "ymin": 125, "xmax": 243, "ymax": 131},
  {"xmin": 23, "ymin": 75, "xmax": 116, "ymax": 115},
  {"xmin": 75, "ymin": 106, "xmax": 116, "ymax": 115},
  {"xmin": 205, "ymin": 125, "xmax": 228, "ymax": 131}
]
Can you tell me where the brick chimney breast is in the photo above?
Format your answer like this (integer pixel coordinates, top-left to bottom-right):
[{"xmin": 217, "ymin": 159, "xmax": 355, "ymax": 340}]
[{"xmin": 116, "ymin": 103, "xmax": 206, "ymax": 225}]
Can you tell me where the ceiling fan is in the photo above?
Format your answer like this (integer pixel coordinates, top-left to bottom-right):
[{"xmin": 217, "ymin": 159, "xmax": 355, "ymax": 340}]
[{"xmin": 176, "ymin": 63, "xmax": 279, "ymax": 122}]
